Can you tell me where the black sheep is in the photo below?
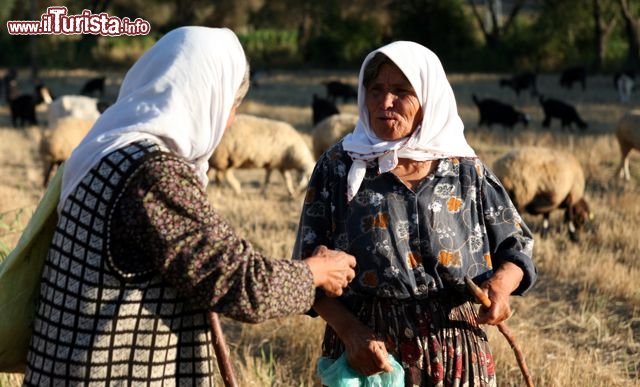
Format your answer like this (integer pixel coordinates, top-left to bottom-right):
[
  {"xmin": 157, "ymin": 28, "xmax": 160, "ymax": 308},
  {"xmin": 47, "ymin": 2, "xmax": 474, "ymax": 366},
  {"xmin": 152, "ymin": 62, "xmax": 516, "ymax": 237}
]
[
  {"xmin": 539, "ymin": 96, "xmax": 587, "ymax": 130},
  {"xmin": 498, "ymin": 72, "xmax": 538, "ymax": 96},
  {"xmin": 324, "ymin": 80, "xmax": 357, "ymax": 103},
  {"xmin": 9, "ymin": 84, "xmax": 52, "ymax": 128},
  {"xmin": 559, "ymin": 66, "xmax": 587, "ymax": 90},
  {"xmin": 10, "ymin": 94, "xmax": 38, "ymax": 127},
  {"xmin": 97, "ymin": 100, "xmax": 112, "ymax": 114},
  {"xmin": 80, "ymin": 76, "xmax": 106, "ymax": 97},
  {"xmin": 249, "ymin": 69, "xmax": 259, "ymax": 88},
  {"xmin": 2, "ymin": 68, "xmax": 17, "ymax": 104},
  {"xmin": 312, "ymin": 94, "xmax": 339, "ymax": 126},
  {"xmin": 472, "ymin": 94, "xmax": 530, "ymax": 129}
]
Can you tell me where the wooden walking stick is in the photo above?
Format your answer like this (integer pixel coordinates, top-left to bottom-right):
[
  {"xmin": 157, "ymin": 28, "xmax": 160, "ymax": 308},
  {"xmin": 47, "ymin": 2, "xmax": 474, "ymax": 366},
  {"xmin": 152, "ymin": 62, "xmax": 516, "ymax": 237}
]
[
  {"xmin": 464, "ymin": 276, "xmax": 534, "ymax": 387},
  {"xmin": 209, "ymin": 312, "xmax": 239, "ymax": 387}
]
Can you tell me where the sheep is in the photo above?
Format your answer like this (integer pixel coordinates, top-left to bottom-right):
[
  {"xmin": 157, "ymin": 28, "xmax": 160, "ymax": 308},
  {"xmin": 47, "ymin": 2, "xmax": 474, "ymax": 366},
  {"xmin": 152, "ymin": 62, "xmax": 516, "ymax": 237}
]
[
  {"xmin": 80, "ymin": 76, "xmax": 106, "ymax": 98},
  {"xmin": 46, "ymin": 95, "xmax": 105, "ymax": 128},
  {"xmin": 539, "ymin": 95, "xmax": 587, "ymax": 130},
  {"xmin": 10, "ymin": 92, "xmax": 38, "ymax": 127},
  {"xmin": 492, "ymin": 146, "xmax": 593, "ymax": 241},
  {"xmin": 614, "ymin": 110, "xmax": 640, "ymax": 181},
  {"xmin": 613, "ymin": 70, "xmax": 634, "ymax": 87},
  {"xmin": 498, "ymin": 72, "xmax": 538, "ymax": 96},
  {"xmin": 312, "ymin": 93, "xmax": 339, "ymax": 126},
  {"xmin": 324, "ymin": 80, "xmax": 357, "ymax": 103},
  {"xmin": 39, "ymin": 116, "xmax": 94, "ymax": 186},
  {"xmin": 249, "ymin": 68, "xmax": 264, "ymax": 88},
  {"xmin": 559, "ymin": 65, "xmax": 587, "ymax": 90},
  {"xmin": 472, "ymin": 94, "xmax": 530, "ymax": 129},
  {"xmin": 208, "ymin": 114, "xmax": 316, "ymax": 197},
  {"xmin": 8, "ymin": 83, "xmax": 53, "ymax": 128},
  {"xmin": 2, "ymin": 67, "xmax": 17, "ymax": 104},
  {"xmin": 615, "ymin": 72, "xmax": 634, "ymax": 103},
  {"xmin": 312, "ymin": 113, "xmax": 359, "ymax": 159}
]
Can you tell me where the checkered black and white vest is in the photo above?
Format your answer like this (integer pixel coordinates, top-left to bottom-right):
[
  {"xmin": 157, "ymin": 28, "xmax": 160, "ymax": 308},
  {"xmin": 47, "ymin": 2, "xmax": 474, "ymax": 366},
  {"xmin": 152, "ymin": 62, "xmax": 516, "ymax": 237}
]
[{"xmin": 24, "ymin": 141, "xmax": 217, "ymax": 386}]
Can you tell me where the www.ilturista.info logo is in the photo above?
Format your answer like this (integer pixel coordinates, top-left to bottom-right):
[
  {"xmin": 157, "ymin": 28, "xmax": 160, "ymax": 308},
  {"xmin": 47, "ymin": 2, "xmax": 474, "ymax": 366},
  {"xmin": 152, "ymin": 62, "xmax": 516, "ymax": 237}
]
[{"xmin": 6, "ymin": 7, "xmax": 150, "ymax": 36}]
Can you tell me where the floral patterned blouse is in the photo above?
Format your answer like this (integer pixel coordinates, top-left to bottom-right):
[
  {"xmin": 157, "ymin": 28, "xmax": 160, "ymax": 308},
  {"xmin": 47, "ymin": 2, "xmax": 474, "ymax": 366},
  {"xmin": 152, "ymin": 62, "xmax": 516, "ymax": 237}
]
[{"xmin": 293, "ymin": 143, "xmax": 536, "ymax": 307}]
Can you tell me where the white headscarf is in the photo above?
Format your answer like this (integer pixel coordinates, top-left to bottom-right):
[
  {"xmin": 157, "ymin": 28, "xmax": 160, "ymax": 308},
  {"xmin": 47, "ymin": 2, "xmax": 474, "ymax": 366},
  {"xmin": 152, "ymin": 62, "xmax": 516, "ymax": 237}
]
[
  {"xmin": 58, "ymin": 26, "xmax": 247, "ymax": 212},
  {"xmin": 342, "ymin": 41, "xmax": 476, "ymax": 202}
]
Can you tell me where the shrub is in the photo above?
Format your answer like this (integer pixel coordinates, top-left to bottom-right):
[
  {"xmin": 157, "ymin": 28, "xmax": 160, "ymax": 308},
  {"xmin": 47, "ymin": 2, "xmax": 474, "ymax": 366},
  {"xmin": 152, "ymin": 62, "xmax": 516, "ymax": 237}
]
[
  {"xmin": 303, "ymin": 16, "xmax": 381, "ymax": 67},
  {"xmin": 237, "ymin": 29, "xmax": 300, "ymax": 67}
]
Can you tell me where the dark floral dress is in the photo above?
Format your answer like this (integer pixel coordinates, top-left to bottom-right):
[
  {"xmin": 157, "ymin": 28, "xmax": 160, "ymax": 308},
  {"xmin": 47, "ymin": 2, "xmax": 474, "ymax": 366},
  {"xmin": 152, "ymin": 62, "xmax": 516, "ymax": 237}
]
[{"xmin": 293, "ymin": 142, "xmax": 536, "ymax": 387}]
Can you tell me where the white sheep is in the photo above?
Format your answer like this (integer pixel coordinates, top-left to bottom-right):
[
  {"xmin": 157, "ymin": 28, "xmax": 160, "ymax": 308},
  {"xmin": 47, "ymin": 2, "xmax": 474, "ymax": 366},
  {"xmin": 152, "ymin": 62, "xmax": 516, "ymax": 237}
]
[
  {"xmin": 46, "ymin": 95, "xmax": 102, "ymax": 128},
  {"xmin": 311, "ymin": 113, "xmax": 358, "ymax": 159},
  {"xmin": 616, "ymin": 73, "xmax": 634, "ymax": 103},
  {"xmin": 39, "ymin": 116, "xmax": 94, "ymax": 186},
  {"xmin": 492, "ymin": 146, "xmax": 593, "ymax": 241},
  {"xmin": 208, "ymin": 114, "xmax": 315, "ymax": 197},
  {"xmin": 614, "ymin": 110, "xmax": 640, "ymax": 181}
]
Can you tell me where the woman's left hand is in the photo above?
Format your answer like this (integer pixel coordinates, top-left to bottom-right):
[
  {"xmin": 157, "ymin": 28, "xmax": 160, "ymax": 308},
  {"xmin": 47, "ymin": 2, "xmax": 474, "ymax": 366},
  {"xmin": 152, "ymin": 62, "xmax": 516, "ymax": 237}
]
[
  {"xmin": 476, "ymin": 281, "xmax": 512, "ymax": 325},
  {"xmin": 313, "ymin": 297, "xmax": 392, "ymax": 376},
  {"xmin": 477, "ymin": 261, "xmax": 523, "ymax": 325}
]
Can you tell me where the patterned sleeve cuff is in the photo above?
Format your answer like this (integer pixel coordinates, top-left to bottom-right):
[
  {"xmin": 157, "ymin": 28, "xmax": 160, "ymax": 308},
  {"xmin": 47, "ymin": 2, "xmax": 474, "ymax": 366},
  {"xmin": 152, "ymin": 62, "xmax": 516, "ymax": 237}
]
[{"xmin": 293, "ymin": 259, "xmax": 318, "ymax": 311}]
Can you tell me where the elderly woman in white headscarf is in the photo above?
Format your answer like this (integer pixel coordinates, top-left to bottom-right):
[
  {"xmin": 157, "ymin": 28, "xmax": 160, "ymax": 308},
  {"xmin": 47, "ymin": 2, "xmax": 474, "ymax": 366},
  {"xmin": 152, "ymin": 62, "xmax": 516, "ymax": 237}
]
[
  {"xmin": 293, "ymin": 41, "xmax": 536, "ymax": 386},
  {"xmin": 23, "ymin": 26, "xmax": 356, "ymax": 386}
]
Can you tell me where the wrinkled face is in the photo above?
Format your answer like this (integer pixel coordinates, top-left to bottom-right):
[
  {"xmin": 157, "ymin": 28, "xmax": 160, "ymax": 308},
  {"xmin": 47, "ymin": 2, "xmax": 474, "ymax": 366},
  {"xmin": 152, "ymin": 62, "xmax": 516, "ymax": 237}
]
[{"xmin": 365, "ymin": 63, "xmax": 423, "ymax": 141}]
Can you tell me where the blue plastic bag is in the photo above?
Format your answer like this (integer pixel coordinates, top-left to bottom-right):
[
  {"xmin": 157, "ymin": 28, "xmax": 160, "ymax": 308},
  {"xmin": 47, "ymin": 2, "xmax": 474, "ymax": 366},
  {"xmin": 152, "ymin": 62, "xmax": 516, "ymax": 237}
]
[{"xmin": 317, "ymin": 353, "xmax": 405, "ymax": 387}]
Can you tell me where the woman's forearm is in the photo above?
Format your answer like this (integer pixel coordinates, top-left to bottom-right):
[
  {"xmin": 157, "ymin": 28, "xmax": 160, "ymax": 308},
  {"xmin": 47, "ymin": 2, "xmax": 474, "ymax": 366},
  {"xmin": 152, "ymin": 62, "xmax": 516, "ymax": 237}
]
[
  {"xmin": 314, "ymin": 296, "xmax": 392, "ymax": 375},
  {"xmin": 314, "ymin": 296, "xmax": 363, "ymax": 337},
  {"xmin": 487, "ymin": 261, "xmax": 524, "ymax": 295}
]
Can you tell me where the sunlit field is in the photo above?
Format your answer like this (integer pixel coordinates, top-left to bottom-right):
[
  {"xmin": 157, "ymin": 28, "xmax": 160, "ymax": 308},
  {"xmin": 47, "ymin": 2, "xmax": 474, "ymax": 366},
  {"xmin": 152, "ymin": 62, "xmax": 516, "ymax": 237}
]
[{"xmin": 1, "ymin": 68, "xmax": 639, "ymax": 386}]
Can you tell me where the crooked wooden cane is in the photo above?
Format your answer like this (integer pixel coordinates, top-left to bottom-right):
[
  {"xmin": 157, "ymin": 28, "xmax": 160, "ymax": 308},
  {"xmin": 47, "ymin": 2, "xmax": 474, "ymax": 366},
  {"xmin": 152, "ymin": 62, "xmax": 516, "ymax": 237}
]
[
  {"xmin": 208, "ymin": 312, "xmax": 239, "ymax": 387},
  {"xmin": 464, "ymin": 276, "xmax": 534, "ymax": 387}
]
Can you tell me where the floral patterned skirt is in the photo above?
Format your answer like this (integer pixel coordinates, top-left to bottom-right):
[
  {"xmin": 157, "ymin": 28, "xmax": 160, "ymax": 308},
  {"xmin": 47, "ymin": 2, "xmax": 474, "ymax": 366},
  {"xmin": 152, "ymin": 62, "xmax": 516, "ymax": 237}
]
[{"xmin": 321, "ymin": 295, "xmax": 496, "ymax": 387}]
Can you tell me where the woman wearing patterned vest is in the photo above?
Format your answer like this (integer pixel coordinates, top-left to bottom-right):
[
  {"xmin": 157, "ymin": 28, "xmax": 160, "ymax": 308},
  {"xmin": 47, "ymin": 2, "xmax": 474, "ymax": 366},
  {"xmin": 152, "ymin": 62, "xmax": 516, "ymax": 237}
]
[{"xmin": 23, "ymin": 27, "xmax": 355, "ymax": 386}]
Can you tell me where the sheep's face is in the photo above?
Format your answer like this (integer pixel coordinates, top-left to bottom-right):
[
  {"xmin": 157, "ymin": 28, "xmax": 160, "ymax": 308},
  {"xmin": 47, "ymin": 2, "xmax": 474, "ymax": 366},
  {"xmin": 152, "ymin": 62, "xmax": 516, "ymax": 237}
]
[
  {"xmin": 365, "ymin": 63, "xmax": 422, "ymax": 141},
  {"xmin": 571, "ymin": 198, "xmax": 592, "ymax": 229},
  {"xmin": 36, "ymin": 84, "xmax": 53, "ymax": 105}
]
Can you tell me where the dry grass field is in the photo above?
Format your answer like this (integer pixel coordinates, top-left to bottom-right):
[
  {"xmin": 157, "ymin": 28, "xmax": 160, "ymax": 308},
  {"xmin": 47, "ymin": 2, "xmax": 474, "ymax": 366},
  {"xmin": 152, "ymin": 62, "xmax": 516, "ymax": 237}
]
[{"xmin": 1, "ymin": 67, "xmax": 639, "ymax": 386}]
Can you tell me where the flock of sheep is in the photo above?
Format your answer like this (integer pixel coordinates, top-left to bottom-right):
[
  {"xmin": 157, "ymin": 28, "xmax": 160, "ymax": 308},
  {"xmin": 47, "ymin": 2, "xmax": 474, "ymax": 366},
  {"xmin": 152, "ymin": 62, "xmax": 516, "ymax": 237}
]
[
  {"xmin": 471, "ymin": 66, "xmax": 633, "ymax": 131},
  {"xmin": 1, "ymin": 68, "xmax": 639, "ymax": 243},
  {"xmin": 464, "ymin": 66, "xmax": 640, "ymax": 240},
  {"xmin": 1, "ymin": 70, "xmax": 319, "ymax": 199},
  {"xmin": 2, "ymin": 71, "xmax": 108, "ymax": 186}
]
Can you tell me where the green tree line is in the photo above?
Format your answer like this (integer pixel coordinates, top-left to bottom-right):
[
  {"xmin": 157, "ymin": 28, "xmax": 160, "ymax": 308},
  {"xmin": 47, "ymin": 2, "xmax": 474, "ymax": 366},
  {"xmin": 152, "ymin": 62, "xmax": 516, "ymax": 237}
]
[{"xmin": 1, "ymin": 0, "xmax": 640, "ymax": 75}]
